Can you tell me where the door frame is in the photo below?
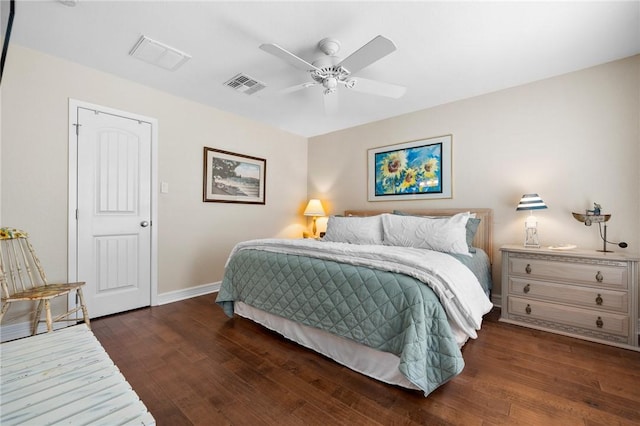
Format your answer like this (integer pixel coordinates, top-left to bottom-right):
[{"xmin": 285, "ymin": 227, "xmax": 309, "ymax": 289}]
[{"xmin": 67, "ymin": 98, "xmax": 159, "ymax": 309}]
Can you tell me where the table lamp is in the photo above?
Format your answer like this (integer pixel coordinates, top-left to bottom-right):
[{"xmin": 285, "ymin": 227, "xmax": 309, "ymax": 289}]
[
  {"xmin": 516, "ymin": 193, "xmax": 547, "ymax": 248},
  {"xmin": 304, "ymin": 199, "xmax": 326, "ymax": 237}
]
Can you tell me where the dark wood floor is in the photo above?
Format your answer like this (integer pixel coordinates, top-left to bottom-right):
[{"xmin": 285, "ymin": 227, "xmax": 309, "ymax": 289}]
[{"xmin": 92, "ymin": 295, "xmax": 640, "ymax": 426}]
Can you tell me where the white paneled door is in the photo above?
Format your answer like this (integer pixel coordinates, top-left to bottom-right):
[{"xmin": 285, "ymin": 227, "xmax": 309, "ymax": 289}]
[{"xmin": 75, "ymin": 107, "xmax": 152, "ymax": 318}]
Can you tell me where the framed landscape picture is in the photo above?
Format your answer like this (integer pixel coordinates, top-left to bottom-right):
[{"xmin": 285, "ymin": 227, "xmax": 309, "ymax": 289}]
[
  {"xmin": 203, "ymin": 147, "xmax": 266, "ymax": 204},
  {"xmin": 368, "ymin": 135, "xmax": 452, "ymax": 201}
]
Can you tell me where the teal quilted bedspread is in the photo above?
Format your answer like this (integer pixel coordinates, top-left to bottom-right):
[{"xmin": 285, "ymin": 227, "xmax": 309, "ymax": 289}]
[{"xmin": 216, "ymin": 249, "xmax": 464, "ymax": 395}]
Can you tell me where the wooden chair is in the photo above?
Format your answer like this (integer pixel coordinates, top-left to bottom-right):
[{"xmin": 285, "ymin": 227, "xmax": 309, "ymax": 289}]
[{"xmin": 0, "ymin": 228, "xmax": 90, "ymax": 335}]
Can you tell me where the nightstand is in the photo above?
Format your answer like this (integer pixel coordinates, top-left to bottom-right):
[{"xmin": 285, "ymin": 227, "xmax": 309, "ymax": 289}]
[{"xmin": 500, "ymin": 245, "xmax": 639, "ymax": 350}]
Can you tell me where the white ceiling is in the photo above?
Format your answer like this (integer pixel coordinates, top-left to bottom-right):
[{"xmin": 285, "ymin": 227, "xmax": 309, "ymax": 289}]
[{"xmin": 7, "ymin": 1, "xmax": 640, "ymax": 137}]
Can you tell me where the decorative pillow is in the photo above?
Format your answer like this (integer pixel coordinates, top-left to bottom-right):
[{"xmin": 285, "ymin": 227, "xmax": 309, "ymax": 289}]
[
  {"xmin": 322, "ymin": 215, "xmax": 384, "ymax": 245},
  {"xmin": 465, "ymin": 218, "xmax": 481, "ymax": 253},
  {"xmin": 393, "ymin": 210, "xmax": 480, "ymax": 253},
  {"xmin": 382, "ymin": 212, "xmax": 471, "ymax": 256}
]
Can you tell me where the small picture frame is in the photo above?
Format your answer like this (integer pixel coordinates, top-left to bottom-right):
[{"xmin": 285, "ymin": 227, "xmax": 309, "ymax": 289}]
[
  {"xmin": 368, "ymin": 135, "xmax": 452, "ymax": 201},
  {"xmin": 203, "ymin": 147, "xmax": 266, "ymax": 204}
]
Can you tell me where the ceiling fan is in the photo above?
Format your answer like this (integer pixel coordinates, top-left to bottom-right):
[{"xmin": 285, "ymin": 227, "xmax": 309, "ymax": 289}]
[{"xmin": 259, "ymin": 35, "xmax": 406, "ymax": 113}]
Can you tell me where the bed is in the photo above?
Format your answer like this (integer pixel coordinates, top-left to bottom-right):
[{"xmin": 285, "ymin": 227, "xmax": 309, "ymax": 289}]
[{"xmin": 216, "ymin": 208, "xmax": 493, "ymax": 396}]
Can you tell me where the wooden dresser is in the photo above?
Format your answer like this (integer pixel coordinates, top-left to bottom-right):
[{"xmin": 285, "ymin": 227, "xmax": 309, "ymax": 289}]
[{"xmin": 500, "ymin": 245, "xmax": 639, "ymax": 350}]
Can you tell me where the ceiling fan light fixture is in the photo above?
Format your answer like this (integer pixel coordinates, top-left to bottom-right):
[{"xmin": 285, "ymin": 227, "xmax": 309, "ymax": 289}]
[
  {"xmin": 344, "ymin": 79, "xmax": 356, "ymax": 89},
  {"xmin": 323, "ymin": 77, "xmax": 338, "ymax": 89}
]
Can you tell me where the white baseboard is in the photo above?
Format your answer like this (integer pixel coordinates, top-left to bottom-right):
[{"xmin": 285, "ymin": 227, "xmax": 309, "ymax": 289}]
[
  {"xmin": 1, "ymin": 283, "xmax": 221, "ymax": 342},
  {"xmin": 1, "ymin": 320, "xmax": 67, "ymax": 343},
  {"xmin": 491, "ymin": 294, "xmax": 502, "ymax": 308},
  {"xmin": 157, "ymin": 281, "xmax": 220, "ymax": 305}
]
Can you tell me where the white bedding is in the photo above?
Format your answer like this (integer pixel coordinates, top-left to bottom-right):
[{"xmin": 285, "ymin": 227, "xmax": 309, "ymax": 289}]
[{"xmin": 228, "ymin": 238, "xmax": 493, "ymax": 341}]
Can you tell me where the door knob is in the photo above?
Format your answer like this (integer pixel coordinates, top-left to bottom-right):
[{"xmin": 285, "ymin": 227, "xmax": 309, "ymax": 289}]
[{"xmin": 140, "ymin": 220, "xmax": 150, "ymax": 227}]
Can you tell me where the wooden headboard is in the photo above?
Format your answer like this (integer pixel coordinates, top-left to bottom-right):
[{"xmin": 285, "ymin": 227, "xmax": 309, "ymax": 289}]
[{"xmin": 344, "ymin": 208, "xmax": 494, "ymax": 264}]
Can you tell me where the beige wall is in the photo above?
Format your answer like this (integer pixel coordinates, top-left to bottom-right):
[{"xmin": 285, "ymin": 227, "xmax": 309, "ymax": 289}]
[
  {"xmin": 2, "ymin": 44, "xmax": 639, "ymax": 326},
  {"xmin": 308, "ymin": 55, "xmax": 640, "ymax": 303},
  {"xmin": 1, "ymin": 45, "xmax": 308, "ymax": 308}
]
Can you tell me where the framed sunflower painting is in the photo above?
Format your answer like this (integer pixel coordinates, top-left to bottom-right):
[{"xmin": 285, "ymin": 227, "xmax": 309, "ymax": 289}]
[{"xmin": 368, "ymin": 135, "xmax": 452, "ymax": 201}]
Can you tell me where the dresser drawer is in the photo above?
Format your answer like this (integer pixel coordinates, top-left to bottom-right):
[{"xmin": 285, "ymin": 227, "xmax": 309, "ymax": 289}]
[
  {"xmin": 508, "ymin": 277, "xmax": 628, "ymax": 313},
  {"xmin": 509, "ymin": 296, "xmax": 629, "ymax": 337},
  {"xmin": 509, "ymin": 257, "xmax": 627, "ymax": 288}
]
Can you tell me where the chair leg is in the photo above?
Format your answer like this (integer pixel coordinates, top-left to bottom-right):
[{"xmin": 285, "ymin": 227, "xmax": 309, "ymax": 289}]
[
  {"xmin": 77, "ymin": 288, "xmax": 91, "ymax": 330},
  {"xmin": 0, "ymin": 302, "xmax": 10, "ymax": 324},
  {"xmin": 32, "ymin": 300, "xmax": 45, "ymax": 335},
  {"xmin": 44, "ymin": 300, "xmax": 53, "ymax": 332}
]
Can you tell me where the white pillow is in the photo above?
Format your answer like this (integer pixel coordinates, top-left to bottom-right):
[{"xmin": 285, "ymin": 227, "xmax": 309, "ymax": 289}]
[
  {"xmin": 381, "ymin": 212, "xmax": 471, "ymax": 256},
  {"xmin": 322, "ymin": 215, "xmax": 384, "ymax": 245}
]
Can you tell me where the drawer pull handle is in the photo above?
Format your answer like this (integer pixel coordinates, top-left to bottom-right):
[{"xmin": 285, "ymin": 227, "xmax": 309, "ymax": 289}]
[
  {"xmin": 595, "ymin": 271, "xmax": 603, "ymax": 283},
  {"xmin": 596, "ymin": 317, "xmax": 603, "ymax": 328},
  {"xmin": 523, "ymin": 284, "xmax": 530, "ymax": 294},
  {"xmin": 525, "ymin": 264, "xmax": 532, "ymax": 274},
  {"xmin": 525, "ymin": 304, "xmax": 532, "ymax": 315},
  {"xmin": 595, "ymin": 294, "xmax": 603, "ymax": 305}
]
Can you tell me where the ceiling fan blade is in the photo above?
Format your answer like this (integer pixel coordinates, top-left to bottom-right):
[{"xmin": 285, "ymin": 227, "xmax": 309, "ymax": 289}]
[
  {"xmin": 260, "ymin": 43, "xmax": 320, "ymax": 72},
  {"xmin": 346, "ymin": 77, "xmax": 406, "ymax": 99},
  {"xmin": 323, "ymin": 91, "xmax": 339, "ymax": 115},
  {"xmin": 277, "ymin": 82, "xmax": 318, "ymax": 95},
  {"xmin": 337, "ymin": 35, "xmax": 397, "ymax": 74}
]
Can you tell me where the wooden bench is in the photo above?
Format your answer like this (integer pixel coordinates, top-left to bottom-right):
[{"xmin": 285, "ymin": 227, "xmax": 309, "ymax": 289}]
[{"xmin": 1, "ymin": 324, "xmax": 154, "ymax": 425}]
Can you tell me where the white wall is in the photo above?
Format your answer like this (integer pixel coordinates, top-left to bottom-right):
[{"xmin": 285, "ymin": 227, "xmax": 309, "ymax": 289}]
[
  {"xmin": 308, "ymin": 55, "xmax": 640, "ymax": 304},
  {"xmin": 1, "ymin": 45, "xmax": 308, "ymax": 314}
]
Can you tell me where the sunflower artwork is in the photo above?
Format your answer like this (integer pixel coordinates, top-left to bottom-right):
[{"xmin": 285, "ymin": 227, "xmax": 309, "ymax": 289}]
[
  {"xmin": 368, "ymin": 135, "xmax": 452, "ymax": 201},
  {"xmin": 375, "ymin": 143, "xmax": 441, "ymax": 195}
]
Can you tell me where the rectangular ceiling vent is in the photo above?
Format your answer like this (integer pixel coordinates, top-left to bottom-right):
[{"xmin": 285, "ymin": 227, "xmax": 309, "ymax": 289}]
[
  {"xmin": 129, "ymin": 35, "xmax": 191, "ymax": 71},
  {"xmin": 224, "ymin": 73, "xmax": 266, "ymax": 95}
]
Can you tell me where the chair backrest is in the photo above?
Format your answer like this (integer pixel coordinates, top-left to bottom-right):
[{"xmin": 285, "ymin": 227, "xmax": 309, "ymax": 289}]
[{"xmin": 0, "ymin": 228, "xmax": 49, "ymax": 298}]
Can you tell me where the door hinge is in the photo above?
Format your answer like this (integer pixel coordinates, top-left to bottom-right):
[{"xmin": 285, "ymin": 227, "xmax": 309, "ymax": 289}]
[
  {"xmin": 73, "ymin": 123, "xmax": 81, "ymax": 135},
  {"xmin": 75, "ymin": 209, "xmax": 79, "ymax": 220}
]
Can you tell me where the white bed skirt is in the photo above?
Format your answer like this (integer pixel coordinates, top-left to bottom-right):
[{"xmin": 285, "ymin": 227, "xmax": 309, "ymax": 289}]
[{"xmin": 235, "ymin": 301, "xmax": 420, "ymax": 391}]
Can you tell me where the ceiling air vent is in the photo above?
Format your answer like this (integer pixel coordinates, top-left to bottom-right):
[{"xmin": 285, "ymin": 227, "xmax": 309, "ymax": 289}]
[
  {"xmin": 129, "ymin": 35, "xmax": 191, "ymax": 71},
  {"xmin": 224, "ymin": 73, "xmax": 266, "ymax": 95}
]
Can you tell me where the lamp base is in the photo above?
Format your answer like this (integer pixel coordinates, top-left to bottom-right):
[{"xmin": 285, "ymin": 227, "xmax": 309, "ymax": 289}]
[{"xmin": 524, "ymin": 226, "xmax": 540, "ymax": 248}]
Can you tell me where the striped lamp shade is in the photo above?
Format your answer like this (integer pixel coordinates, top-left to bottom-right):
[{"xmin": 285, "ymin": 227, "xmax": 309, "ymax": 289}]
[{"xmin": 516, "ymin": 194, "xmax": 548, "ymax": 211}]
